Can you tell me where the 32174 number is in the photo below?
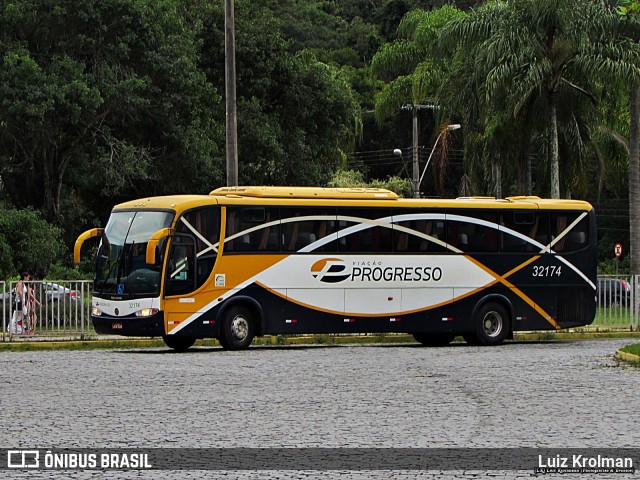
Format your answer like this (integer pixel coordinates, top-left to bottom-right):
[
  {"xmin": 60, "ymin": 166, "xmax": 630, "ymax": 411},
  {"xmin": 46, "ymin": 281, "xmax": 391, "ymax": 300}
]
[{"xmin": 532, "ymin": 265, "xmax": 562, "ymax": 277}]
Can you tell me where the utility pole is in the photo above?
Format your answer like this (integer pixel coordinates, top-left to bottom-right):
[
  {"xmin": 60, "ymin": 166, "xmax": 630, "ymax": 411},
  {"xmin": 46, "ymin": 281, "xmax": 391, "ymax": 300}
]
[
  {"xmin": 225, "ymin": 0, "xmax": 238, "ymax": 186},
  {"xmin": 401, "ymin": 104, "xmax": 438, "ymax": 198},
  {"xmin": 412, "ymin": 107, "xmax": 419, "ymax": 198}
]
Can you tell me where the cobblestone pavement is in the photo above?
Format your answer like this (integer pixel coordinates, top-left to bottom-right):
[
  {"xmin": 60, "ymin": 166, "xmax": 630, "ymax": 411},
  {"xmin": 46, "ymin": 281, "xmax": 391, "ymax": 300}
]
[{"xmin": 0, "ymin": 339, "xmax": 638, "ymax": 479}]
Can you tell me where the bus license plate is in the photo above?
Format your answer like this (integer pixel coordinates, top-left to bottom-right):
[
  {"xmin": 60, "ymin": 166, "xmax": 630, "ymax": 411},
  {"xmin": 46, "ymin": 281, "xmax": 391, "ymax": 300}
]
[{"xmin": 112, "ymin": 322, "xmax": 123, "ymax": 330}]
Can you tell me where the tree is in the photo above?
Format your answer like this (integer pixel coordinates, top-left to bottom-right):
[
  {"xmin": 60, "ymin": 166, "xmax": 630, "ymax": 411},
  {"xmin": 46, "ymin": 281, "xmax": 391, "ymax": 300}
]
[
  {"xmin": 371, "ymin": 6, "xmax": 465, "ymax": 196},
  {"xmin": 618, "ymin": 0, "xmax": 640, "ymax": 276},
  {"xmin": 0, "ymin": 0, "xmax": 221, "ymax": 225},
  {"xmin": 0, "ymin": 206, "xmax": 65, "ymax": 279},
  {"xmin": 440, "ymin": 0, "xmax": 640, "ymax": 198},
  {"xmin": 200, "ymin": 1, "xmax": 362, "ymax": 186}
]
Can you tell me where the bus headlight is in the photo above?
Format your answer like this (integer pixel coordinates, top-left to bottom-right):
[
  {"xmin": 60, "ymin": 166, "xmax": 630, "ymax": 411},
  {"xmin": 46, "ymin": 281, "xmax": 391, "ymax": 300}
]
[
  {"xmin": 135, "ymin": 308, "xmax": 159, "ymax": 317},
  {"xmin": 92, "ymin": 307, "xmax": 103, "ymax": 316}
]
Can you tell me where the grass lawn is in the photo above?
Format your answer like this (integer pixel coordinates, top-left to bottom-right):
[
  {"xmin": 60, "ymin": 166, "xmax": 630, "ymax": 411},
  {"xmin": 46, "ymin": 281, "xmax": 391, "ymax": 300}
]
[{"xmin": 620, "ymin": 343, "xmax": 640, "ymax": 356}]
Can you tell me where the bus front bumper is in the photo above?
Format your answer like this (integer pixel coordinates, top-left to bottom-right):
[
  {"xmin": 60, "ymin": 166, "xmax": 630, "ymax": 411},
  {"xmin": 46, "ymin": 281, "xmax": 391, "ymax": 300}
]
[{"xmin": 92, "ymin": 311, "xmax": 165, "ymax": 337}]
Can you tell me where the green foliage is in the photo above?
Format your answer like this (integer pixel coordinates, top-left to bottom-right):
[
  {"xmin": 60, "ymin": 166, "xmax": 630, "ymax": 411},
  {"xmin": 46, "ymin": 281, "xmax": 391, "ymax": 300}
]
[
  {"xmin": 370, "ymin": 176, "xmax": 413, "ymax": 197},
  {"xmin": 328, "ymin": 169, "xmax": 413, "ymax": 197},
  {"xmin": 598, "ymin": 256, "xmax": 630, "ymax": 275},
  {"xmin": 46, "ymin": 261, "xmax": 93, "ymax": 281},
  {"xmin": 371, "ymin": 6, "xmax": 465, "ymax": 126},
  {"xmin": 200, "ymin": 1, "xmax": 362, "ymax": 187},
  {"xmin": 328, "ymin": 169, "xmax": 368, "ymax": 187},
  {"xmin": 0, "ymin": 206, "xmax": 65, "ymax": 280},
  {"xmin": 619, "ymin": 0, "xmax": 640, "ymax": 18},
  {"xmin": 620, "ymin": 343, "xmax": 640, "ymax": 357},
  {"xmin": 0, "ymin": 0, "xmax": 221, "ymax": 225},
  {"xmin": 435, "ymin": 0, "xmax": 640, "ymax": 198}
]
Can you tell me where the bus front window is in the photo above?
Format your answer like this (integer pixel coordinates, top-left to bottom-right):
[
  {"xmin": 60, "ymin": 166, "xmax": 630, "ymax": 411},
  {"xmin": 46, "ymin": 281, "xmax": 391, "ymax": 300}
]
[{"xmin": 95, "ymin": 210, "xmax": 174, "ymax": 298}]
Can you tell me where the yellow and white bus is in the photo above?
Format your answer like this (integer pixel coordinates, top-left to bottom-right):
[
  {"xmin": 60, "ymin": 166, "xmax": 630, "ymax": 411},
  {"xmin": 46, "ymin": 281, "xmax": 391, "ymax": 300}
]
[{"xmin": 75, "ymin": 186, "xmax": 597, "ymax": 351}]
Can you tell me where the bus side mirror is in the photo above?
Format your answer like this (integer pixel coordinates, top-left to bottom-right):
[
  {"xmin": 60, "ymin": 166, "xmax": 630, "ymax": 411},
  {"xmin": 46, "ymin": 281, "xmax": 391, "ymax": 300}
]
[
  {"xmin": 146, "ymin": 228, "xmax": 174, "ymax": 264},
  {"xmin": 74, "ymin": 228, "xmax": 104, "ymax": 264}
]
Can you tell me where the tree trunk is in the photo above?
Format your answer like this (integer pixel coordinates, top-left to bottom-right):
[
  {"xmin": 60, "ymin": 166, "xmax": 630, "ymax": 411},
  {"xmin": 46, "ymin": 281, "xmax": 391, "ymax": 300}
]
[
  {"xmin": 517, "ymin": 154, "xmax": 525, "ymax": 194},
  {"xmin": 492, "ymin": 153, "xmax": 502, "ymax": 198},
  {"xmin": 526, "ymin": 150, "xmax": 532, "ymax": 195},
  {"xmin": 41, "ymin": 149, "xmax": 68, "ymax": 223},
  {"xmin": 517, "ymin": 151, "xmax": 532, "ymax": 195},
  {"xmin": 630, "ymin": 80, "xmax": 640, "ymax": 276},
  {"xmin": 412, "ymin": 106, "xmax": 419, "ymax": 198},
  {"xmin": 549, "ymin": 100, "xmax": 560, "ymax": 199}
]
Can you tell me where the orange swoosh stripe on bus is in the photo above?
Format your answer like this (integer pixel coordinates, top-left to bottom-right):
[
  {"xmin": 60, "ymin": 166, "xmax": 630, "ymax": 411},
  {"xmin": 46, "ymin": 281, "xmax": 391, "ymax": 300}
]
[{"xmin": 465, "ymin": 255, "xmax": 560, "ymax": 330}]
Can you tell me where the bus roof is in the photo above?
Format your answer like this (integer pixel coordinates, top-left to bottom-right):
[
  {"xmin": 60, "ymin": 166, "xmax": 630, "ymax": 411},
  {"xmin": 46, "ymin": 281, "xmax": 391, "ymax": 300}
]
[
  {"xmin": 210, "ymin": 186, "xmax": 399, "ymax": 200},
  {"xmin": 114, "ymin": 195, "xmax": 217, "ymax": 211},
  {"xmin": 208, "ymin": 187, "xmax": 592, "ymax": 211},
  {"xmin": 112, "ymin": 189, "xmax": 593, "ymax": 212}
]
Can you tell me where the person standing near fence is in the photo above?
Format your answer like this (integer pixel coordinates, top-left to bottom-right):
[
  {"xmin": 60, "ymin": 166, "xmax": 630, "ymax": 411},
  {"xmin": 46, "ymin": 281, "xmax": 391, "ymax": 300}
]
[
  {"xmin": 25, "ymin": 274, "xmax": 41, "ymax": 335},
  {"xmin": 7, "ymin": 272, "xmax": 29, "ymax": 337}
]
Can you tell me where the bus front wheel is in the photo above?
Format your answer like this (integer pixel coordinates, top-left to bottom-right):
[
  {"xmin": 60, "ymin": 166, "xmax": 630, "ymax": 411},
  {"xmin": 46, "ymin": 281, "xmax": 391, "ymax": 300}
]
[
  {"xmin": 464, "ymin": 302, "xmax": 510, "ymax": 346},
  {"xmin": 218, "ymin": 305, "xmax": 255, "ymax": 350},
  {"xmin": 413, "ymin": 333, "xmax": 455, "ymax": 346},
  {"xmin": 163, "ymin": 335, "xmax": 196, "ymax": 352}
]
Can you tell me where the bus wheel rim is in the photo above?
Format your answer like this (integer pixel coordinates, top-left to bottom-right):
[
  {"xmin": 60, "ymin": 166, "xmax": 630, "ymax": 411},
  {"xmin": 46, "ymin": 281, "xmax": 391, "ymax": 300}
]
[
  {"xmin": 231, "ymin": 315, "xmax": 249, "ymax": 340},
  {"xmin": 483, "ymin": 311, "xmax": 502, "ymax": 337}
]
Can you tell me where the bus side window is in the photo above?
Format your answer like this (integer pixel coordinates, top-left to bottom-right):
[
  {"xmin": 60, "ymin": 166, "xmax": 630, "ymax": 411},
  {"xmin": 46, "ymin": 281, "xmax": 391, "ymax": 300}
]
[
  {"xmin": 392, "ymin": 212, "xmax": 446, "ymax": 253},
  {"xmin": 339, "ymin": 208, "xmax": 392, "ymax": 253},
  {"xmin": 281, "ymin": 208, "xmax": 337, "ymax": 253},
  {"xmin": 258, "ymin": 210, "xmax": 282, "ymax": 251},
  {"xmin": 225, "ymin": 207, "xmax": 280, "ymax": 253},
  {"xmin": 446, "ymin": 220, "xmax": 475, "ymax": 253},
  {"xmin": 501, "ymin": 211, "xmax": 542, "ymax": 253},
  {"xmin": 551, "ymin": 212, "xmax": 588, "ymax": 252},
  {"xmin": 468, "ymin": 213, "xmax": 498, "ymax": 252}
]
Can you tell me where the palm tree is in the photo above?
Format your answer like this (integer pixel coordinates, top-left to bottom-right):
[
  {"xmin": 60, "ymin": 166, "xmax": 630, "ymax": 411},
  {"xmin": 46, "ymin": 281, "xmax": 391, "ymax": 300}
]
[
  {"xmin": 371, "ymin": 6, "xmax": 464, "ymax": 122},
  {"xmin": 370, "ymin": 6, "xmax": 465, "ymax": 196},
  {"xmin": 618, "ymin": 0, "xmax": 640, "ymax": 277},
  {"xmin": 439, "ymin": 0, "xmax": 640, "ymax": 198}
]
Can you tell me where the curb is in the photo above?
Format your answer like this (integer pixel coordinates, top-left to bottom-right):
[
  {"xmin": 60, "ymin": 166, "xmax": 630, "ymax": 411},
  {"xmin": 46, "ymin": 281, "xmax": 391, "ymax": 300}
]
[{"xmin": 615, "ymin": 348, "xmax": 640, "ymax": 364}]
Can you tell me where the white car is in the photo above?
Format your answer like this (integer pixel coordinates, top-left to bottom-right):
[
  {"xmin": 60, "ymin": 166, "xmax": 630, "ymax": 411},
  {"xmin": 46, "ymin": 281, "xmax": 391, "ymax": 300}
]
[{"xmin": 43, "ymin": 282, "xmax": 80, "ymax": 302}]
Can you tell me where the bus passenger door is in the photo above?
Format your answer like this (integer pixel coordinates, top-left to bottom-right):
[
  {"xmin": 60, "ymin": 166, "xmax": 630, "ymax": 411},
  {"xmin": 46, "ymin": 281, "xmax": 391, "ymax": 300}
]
[
  {"xmin": 163, "ymin": 206, "xmax": 221, "ymax": 336},
  {"xmin": 164, "ymin": 235, "xmax": 197, "ymax": 333}
]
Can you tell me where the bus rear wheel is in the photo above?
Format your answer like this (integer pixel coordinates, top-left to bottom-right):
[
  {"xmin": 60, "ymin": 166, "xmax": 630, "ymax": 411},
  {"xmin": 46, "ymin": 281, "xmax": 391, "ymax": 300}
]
[
  {"xmin": 163, "ymin": 335, "xmax": 196, "ymax": 352},
  {"xmin": 413, "ymin": 333, "xmax": 455, "ymax": 346},
  {"xmin": 464, "ymin": 302, "xmax": 509, "ymax": 346},
  {"xmin": 218, "ymin": 305, "xmax": 255, "ymax": 350}
]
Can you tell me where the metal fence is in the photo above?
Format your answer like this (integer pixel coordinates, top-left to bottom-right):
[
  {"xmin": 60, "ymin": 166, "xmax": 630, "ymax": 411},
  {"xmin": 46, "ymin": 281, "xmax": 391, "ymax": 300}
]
[
  {"xmin": 0, "ymin": 276, "xmax": 638, "ymax": 341},
  {"xmin": 594, "ymin": 274, "xmax": 639, "ymax": 330},
  {"xmin": 2, "ymin": 280, "xmax": 93, "ymax": 341}
]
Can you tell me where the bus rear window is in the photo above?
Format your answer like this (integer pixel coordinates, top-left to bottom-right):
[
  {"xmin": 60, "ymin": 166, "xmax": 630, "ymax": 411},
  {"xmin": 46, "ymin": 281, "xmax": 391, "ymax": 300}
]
[{"xmin": 551, "ymin": 212, "xmax": 589, "ymax": 252}]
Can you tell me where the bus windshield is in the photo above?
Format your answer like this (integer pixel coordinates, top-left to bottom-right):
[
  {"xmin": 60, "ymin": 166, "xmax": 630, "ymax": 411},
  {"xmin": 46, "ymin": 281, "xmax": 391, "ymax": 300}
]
[{"xmin": 95, "ymin": 210, "xmax": 174, "ymax": 298}]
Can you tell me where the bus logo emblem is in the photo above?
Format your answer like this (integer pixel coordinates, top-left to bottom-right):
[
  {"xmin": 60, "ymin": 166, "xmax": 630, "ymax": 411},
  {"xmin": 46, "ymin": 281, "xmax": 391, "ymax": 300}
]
[{"xmin": 311, "ymin": 258, "xmax": 350, "ymax": 283}]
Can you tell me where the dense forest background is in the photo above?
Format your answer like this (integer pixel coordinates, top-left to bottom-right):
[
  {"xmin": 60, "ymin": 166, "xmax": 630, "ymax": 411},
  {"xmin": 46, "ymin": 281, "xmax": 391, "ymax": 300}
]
[{"xmin": 0, "ymin": 0, "xmax": 636, "ymax": 279}]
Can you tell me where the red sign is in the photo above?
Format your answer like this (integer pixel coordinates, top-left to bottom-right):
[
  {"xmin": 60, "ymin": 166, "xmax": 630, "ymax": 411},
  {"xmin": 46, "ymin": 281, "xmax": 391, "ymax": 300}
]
[{"xmin": 615, "ymin": 243, "xmax": 623, "ymax": 257}]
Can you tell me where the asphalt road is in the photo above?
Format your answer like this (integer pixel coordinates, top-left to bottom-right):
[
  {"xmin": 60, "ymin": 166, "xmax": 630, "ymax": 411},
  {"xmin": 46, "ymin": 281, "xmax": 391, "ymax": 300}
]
[{"xmin": 0, "ymin": 338, "xmax": 638, "ymax": 479}]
